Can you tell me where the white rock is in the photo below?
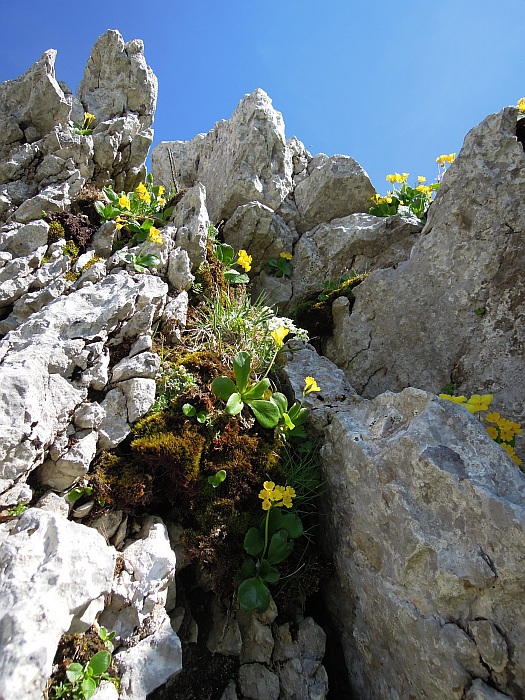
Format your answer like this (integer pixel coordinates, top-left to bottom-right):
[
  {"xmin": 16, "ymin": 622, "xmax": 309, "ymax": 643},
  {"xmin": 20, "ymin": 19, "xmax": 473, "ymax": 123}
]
[
  {"xmin": 111, "ymin": 351, "xmax": 160, "ymax": 383},
  {"xmin": 0, "ymin": 508, "xmax": 116, "ymax": 700},
  {"xmin": 119, "ymin": 377, "xmax": 156, "ymax": 423},
  {"xmin": 238, "ymin": 664, "xmax": 280, "ymax": 700},
  {"xmin": 37, "ymin": 429, "xmax": 98, "ymax": 490},
  {"xmin": 97, "ymin": 387, "xmax": 130, "ymax": 450},
  {"xmin": 73, "ymin": 401, "xmax": 106, "ymax": 429},
  {"xmin": 167, "ymin": 246, "xmax": 194, "ymax": 290}
]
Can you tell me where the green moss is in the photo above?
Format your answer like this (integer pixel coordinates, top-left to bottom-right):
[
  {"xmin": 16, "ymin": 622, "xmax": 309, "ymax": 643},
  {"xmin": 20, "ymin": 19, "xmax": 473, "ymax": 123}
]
[
  {"xmin": 48, "ymin": 220, "xmax": 65, "ymax": 244},
  {"xmin": 64, "ymin": 270, "xmax": 80, "ymax": 283},
  {"xmin": 81, "ymin": 254, "xmax": 100, "ymax": 271},
  {"xmin": 62, "ymin": 239, "xmax": 80, "ymax": 260}
]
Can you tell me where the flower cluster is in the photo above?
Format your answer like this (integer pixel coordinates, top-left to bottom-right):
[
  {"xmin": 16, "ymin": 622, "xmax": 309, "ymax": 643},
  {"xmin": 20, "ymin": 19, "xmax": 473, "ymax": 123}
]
[
  {"xmin": 237, "ymin": 249, "xmax": 252, "ymax": 272},
  {"xmin": 436, "ymin": 153, "xmax": 456, "ymax": 166},
  {"xmin": 386, "ymin": 172, "xmax": 409, "ymax": 184},
  {"xmin": 280, "ymin": 251, "xmax": 293, "ymax": 261},
  {"xmin": 439, "ymin": 393, "xmax": 522, "ymax": 467},
  {"xmin": 517, "ymin": 98, "xmax": 525, "ymax": 113},
  {"xmin": 258, "ymin": 481, "xmax": 296, "ymax": 510}
]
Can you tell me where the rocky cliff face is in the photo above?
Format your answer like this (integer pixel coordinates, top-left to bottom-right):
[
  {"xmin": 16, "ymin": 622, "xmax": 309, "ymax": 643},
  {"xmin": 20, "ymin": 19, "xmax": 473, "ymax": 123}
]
[{"xmin": 0, "ymin": 29, "xmax": 523, "ymax": 700}]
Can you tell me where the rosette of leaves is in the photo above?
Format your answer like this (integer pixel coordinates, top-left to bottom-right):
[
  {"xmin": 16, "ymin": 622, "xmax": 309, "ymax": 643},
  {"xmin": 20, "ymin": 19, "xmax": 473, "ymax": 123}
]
[{"xmin": 211, "ymin": 351, "xmax": 280, "ymax": 428}]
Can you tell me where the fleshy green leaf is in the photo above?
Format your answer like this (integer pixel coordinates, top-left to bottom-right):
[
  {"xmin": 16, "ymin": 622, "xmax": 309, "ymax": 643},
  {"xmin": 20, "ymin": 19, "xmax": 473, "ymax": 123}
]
[
  {"xmin": 270, "ymin": 392, "xmax": 288, "ymax": 416},
  {"xmin": 81, "ymin": 677, "xmax": 97, "ymax": 699},
  {"xmin": 267, "ymin": 529, "xmax": 294, "ymax": 565},
  {"xmin": 211, "ymin": 376, "xmax": 236, "ymax": 400},
  {"xmin": 182, "ymin": 403, "xmax": 196, "ymax": 417},
  {"xmin": 87, "ymin": 650, "xmax": 111, "ymax": 675},
  {"xmin": 238, "ymin": 557, "xmax": 257, "ymax": 581},
  {"xmin": 66, "ymin": 663, "xmax": 83, "ymax": 683},
  {"xmin": 243, "ymin": 378, "xmax": 270, "ymax": 401},
  {"xmin": 248, "ymin": 399, "xmax": 280, "ymax": 428},
  {"xmin": 225, "ymin": 392, "xmax": 244, "ymax": 416},
  {"xmin": 213, "ymin": 243, "xmax": 235, "ymax": 266},
  {"xmin": 233, "ymin": 352, "xmax": 251, "ymax": 394},
  {"xmin": 259, "ymin": 558, "xmax": 280, "ymax": 584},
  {"xmin": 238, "ymin": 577, "xmax": 271, "ymax": 613},
  {"xmin": 243, "ymin": 527, "xmax": 264, "ymax": 556}
]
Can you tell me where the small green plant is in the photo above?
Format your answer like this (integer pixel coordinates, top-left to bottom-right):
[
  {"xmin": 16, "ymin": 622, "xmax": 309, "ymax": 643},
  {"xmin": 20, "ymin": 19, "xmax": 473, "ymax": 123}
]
[
  {"xmin": 118, "ymin": 226, "xmax": 163, "ymax": 273},
  {"xmin": 66, "ymin": 485, "xmax": 93, "ymax": 504},
  {"xmin": 369, "ymin": 155, "xmax": 455, "ymax": 222},
  {"xmin": 70, "ymin": 112, "xmax": 95, "ymax": 136},
  {"xmin": 150, "ymin": 363, "xmax": 197, "ymax": 413},
  {"xmin": 212, "ymin": 242, "xmax": 251, "ymax": 284},
  {"xmin": 94, "ymin": 174, "xmax": 174, "ymax": 234},
  {"xmin": 207, "ymin": 469, "xmax": 227, "ymax": 488},
  {"xmin": 7, "ymin": 503, "xmax": 29, "ymax": 516},
  {"xmin": 62, "ymin": 240, "xmax": 80, "ymax": 260},
  {"xmin": 318, "ymin": 270, "xmax": 368, "ymax": 301},
  {"xmin": 97, "ymin": 626, "xmax": 115, "ymax": 653},
  {"xmin": 439, "ymin": 392, "xmax": 522, "ymax": 467},
  {"xmin": 238, "ymin": 481, "xmax": 303, "ymax": 613},
  {"xmin": 50, "ymin": 650, "xmax": 113, "ymax": 700},
  {"xmin": 265, "ymin": 251, "xmax": 293, "ymax": 278},
  {"xmin": 182, "ymin": 402, "xmax": 211, "ymax": 424},
  {"xmin": 211, "ymin": 350, "xmax": 279, "ymax": 428}
]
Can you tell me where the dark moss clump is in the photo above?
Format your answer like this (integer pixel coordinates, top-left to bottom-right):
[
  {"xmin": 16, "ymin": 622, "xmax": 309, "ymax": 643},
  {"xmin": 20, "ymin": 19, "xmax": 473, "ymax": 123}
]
[
  {"xmin": 46, "ymin": 211, "xmax": 97, "ymax": 252},
  {"xmin": 71, "ymin": 184, "xmax": 106, "ymax": 225}
]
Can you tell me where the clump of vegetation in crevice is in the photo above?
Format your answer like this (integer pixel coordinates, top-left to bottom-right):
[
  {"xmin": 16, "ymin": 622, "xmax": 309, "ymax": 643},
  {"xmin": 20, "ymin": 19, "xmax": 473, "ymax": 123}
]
[
  {"xmin": 291, "ymin": 271, "xmax": 369, "ymax": 349},
  {"xmin": 44, "ymin": 211, "xmax": 97, "ymax": 252}
]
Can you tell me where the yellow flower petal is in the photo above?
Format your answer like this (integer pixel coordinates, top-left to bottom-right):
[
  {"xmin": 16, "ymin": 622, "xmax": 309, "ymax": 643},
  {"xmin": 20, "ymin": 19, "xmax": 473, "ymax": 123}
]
[{"xmin": 271, "ymin": 327, "xmax": 290, "ymax": 347}]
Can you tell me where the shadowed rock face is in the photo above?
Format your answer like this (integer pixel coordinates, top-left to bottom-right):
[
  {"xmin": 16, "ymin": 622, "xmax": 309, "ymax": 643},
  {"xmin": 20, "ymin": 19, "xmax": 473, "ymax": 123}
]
[{"xmin": 325, "ymin": 106, "xmax": 525, "ymax": 428}]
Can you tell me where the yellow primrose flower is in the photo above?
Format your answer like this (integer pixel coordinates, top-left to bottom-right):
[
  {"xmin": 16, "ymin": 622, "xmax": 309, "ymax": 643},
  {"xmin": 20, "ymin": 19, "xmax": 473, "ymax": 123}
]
[
  {"xmin": 263, "ymin": 481, "xmax": 275, "ymax": 491},
  {"xmin": 115, "ymin": 216, "xmax": 125, "ymax": 231},
  {"xmin": 304, "ymin": 376, "xmax": 320, "ymax": 394},
  {"xmin": 485, "ymin": 412, "xmax": 500, "ymax": 424},
  {"xmin": 517, "ymin": 98, "xmax": 525, "ymax": 113},
  {"xmin": 135, "ymin": 182, "xmax": 147, "ymax": 194},
  {"xmin": 157, "ymin": 186, "xmax": 165, "ymax": 196},
  {"xmin": 417, "ymin": 176, "xmax": 426, "ymax": 183},
  {"xmin": 465, "ymin": 394, "xmax": 493, "ymax": 414},
  {"xmin": 486, "ymin": 426, "xmax": 499, "ymax": 440},
  {"xmin": 158, "ymin": 197, "xmax": 166, "ymax": 207},
  {"xmin": 147, "ymin": 227, "xmax": 163, "ymax": 245},
  {"xmin": 118, "ymin": 194, "xmax": 131, "ymax": 210},
  {"xmin": 83, "ymin": 113, "xmax": 95, "ymax": 127},
  {"xmin": 237, "ymin": 249, "xmax": 252, "ymax": 272},
  {"xmin": 261, "ymin": 498, "xmax": 272, "ymax": 510},
  {"xmin": 401, "ymin": 172, "xmax": 409, "ymax": 182},
  {"xmin": 271, "ymin": 326, "xmax": 290, "ymax": 347},
  {"xmin": 502, "ymin": 443, "xmax": 522, "ymax": 467},
  {"xmin": 439, "ymin": 394, "xmax": 467, "ymax": 404},
  {"xmin": 386, "ymin": 197, "xmax": 392, "ymax": 204},
  {"xmin": 280, "ymin": 251, "xmax": 293, "ymax": 260}
]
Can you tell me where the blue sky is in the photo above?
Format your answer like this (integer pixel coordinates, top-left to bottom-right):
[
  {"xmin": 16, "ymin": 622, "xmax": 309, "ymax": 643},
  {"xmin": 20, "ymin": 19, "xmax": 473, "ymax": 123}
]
[{"xmin": 0, "ymin": 1, "xmax": 522, "ymax": 192}]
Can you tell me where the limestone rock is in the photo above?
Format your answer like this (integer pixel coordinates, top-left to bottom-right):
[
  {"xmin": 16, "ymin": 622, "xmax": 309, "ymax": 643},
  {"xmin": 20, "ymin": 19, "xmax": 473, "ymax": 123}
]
[
  {"xmin": 207, "ymin": 599, "xmax": 243, "ymax": 657},
  {"xmin": 167, "ymin": 247, "xmax": 194, "ymax": 290},
  {"xmin": 464, "ymin": 680, "xmax": 511, "ymax": 700},
  {"xmin": 238, "ymin": 663, "xmax": 280, "ymax": 700},
  {"xmin": 223, "ymin": 201, "xmax": 297, "ymax": 276},
  {"xmin": 111, "ymin": 351, "xmax": 160, "ymax": 383},
  {"xmin": 119, "ymin": 377, "xmax": 156, "ymax": 424},
  {"xmin": 325, "ymin": 107, "xmax": 525, "ymax": 433},
  {"xmin": 0, "ymin": 50, "xmax": 70, "ymax": 159},
  {"xmin": 294, "ymin": 154, "xmax": 375, "ymax": 233},
  {"xmin": 152, "ymin": 89, "xmax": 293, "ymax": 222},
  {"xmin": 116, "ymin": 610, "xmax": 182, "ymax": 700},
  {"xmin": 170, "ymin": 183, "xmax": 209, "ymax": 269},
  {"xmin": 320, "ymin": 386, "xmax": 525, "ymax": 699},
  {"xmin": 289, "ymin": 213, "xmax": 421, "ymax": 307},
  {"xmin": 37, "ymin": 429, "xmax": 98, "ymax": 490},
  {"xmin": 0, "ymin": 508, "xmax": 116, "ymax": 700}
]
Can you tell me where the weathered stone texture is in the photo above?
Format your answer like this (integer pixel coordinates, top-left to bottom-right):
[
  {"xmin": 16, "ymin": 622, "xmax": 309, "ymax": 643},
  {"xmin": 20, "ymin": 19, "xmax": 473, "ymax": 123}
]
[{"xmin": 325, "ymin": 107, "xmax": 525, "ymax": 429}]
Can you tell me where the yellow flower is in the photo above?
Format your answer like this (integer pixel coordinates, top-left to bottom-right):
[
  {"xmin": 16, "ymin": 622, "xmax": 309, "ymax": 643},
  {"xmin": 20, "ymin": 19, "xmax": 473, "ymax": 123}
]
[
  {"xmin": 485, "ymin": 412, "xmax": 500, "ymax": 424},
  {"xmin": 261, "ymin": 498, "xmax": 272, "ymax": 510},
  {"xmin": 417, "ymin": 176, "xmax": 426, "ymax": 183},
  {"xmin": 485, "ymin": 426, "xmax": 499, "ymax": 440},
  {"xmin": 386, "ymin": 174, "xmax": 396, "ymax": 183},
  {"xmin": 158, "ymin": 197, "xmax": 166, "ymax": 207},
  {"xmin": 465, "ymin": 394, "xmax": 493, "ymax": 414},
  {"xmin": 280, "ymin": 251, "xmax": 293, "ymax": 260},
  {"xmin": 436, "ymin": 153, "xmax": 456, "ymax": 165},
  {"xmin": 147, "ymin": 227, "xmax": 163, "ymax": 245},
  {"xmin": 439, "ymin": 394, "xmax": 467, "ymax": 404},
  {"xmin": 115, "ymin": 216, "xmax": 125, "ymax": 231},
  {"xmin": 304, "ymin": 376, "xmax": 320, "ymax": 394},
  {"xmin": 263, "ymin": 481, "xmax": 275, "ymax": 491},
  {"xmin": 157, "ymin": 186, "xmax": 165, "ymax": 196},
  {"xmin": 83, "ymin": 112, "xmax": 95, "ymax": 128},
  {"xmin": 271, "ymin": 326, "xmax": 290, "ymax": 347},
  {"xmin": 518, "ymin": 98, "xmax": 525, "ymax": 113},
  {"xmin": 135, "ymin": 182, "xmax": 151, "ymax": 203},
  {"xmin": 502, "ymin": 443, "xmax": 522, "ymax": 467},
  {"xmin": 236, "ymin": 249, "xmax": 252, "ymax": 272},
  {"xmin": 118, "ymin": 194, "xmax": 130, "ymax": 210},
  {"xmin": 400, "ymin": 172, "xmax": 409, "ymax": 183}
]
